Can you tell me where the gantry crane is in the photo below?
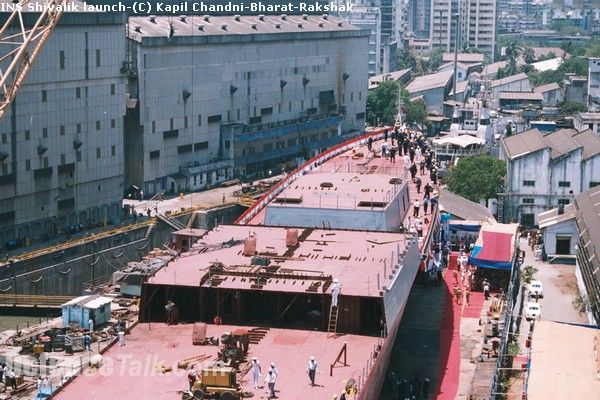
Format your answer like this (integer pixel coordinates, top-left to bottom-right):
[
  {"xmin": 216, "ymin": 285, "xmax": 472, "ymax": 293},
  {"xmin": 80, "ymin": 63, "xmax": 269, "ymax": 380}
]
[{"xmin": 0, "ymin": 0, "xmax": 68, "ymax": 119}]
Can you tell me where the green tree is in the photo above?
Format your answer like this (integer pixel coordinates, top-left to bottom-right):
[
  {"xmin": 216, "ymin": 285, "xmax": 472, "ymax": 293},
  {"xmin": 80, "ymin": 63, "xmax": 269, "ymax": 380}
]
[
  {"xmin": 397, "ymin": 46, "xmax": 417, "ymax": 71},
  {"xmin": 405, "ymin": 97, "xmax": 428, "ymax": 126},
  {"xmin": 505, "ymin": 123, "xmax": 513, "ymax": 136},
  {"xmin": 572, "ymin": 292, "xmax": 600, "ymax": 324},
  {"xmin": 522, "ymin": 265, "xmax": 538, "ymax": 285},
  {"xmin": 443, "ymin": 155, "xmax": 506, "ymax": 202},
  {"xmin": 427, "ymin": 48, "xmax": 444, "ymax": 72},
  {"xmin": 522, "ymin": 45, "xmax": 536, "ymax": 64},
  {"xmin": 366, "ymin": 80, "xmax": 398, "ymax": 126},
  {"xmin": 558, "ymin": 100, "xmax": 587, "ymax": 117},
  {"xmin": 505, "ymin": 39, "xmax": 523, "ymax": 74}
]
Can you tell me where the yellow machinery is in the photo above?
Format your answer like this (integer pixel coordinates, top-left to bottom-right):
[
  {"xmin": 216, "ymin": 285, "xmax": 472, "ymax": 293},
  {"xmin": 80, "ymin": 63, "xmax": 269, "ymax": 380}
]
[{"xmin": 200, "ymin": 366, "xmax": 240, "ymax": 400}]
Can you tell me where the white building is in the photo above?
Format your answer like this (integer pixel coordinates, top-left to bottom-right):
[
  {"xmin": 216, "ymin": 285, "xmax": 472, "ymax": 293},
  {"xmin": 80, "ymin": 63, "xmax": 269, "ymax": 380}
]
[
  {"xmin": 534, "ymin": 82, "xmax": 563, "ymax": 106},
  {"xmin": 0, "ymin": 8, "xmax": 127, "ymax": 245},
  {"xmin": 124, "ymin": 15, "xmax": 369, "ymax": 196},
  {"xmin": 490, "ymin": 72, "xmax": 532, "ymax": 108},
  {"xmin": 405, "ymin": 70, "xmax": 454, "ymax": 112},
  {"xmin": 499, "ymin": 128, "xmax": 600, "ymax": 226},
  {"xmin": 538, "ymin": 203, "xmax": 578, "ymax": 257},
  {"xmin": 574, "ymin": 111, "xmax": 600, "ymax": 132},
  {"xmin": 344, "ymin": 6, "xmax": 382, "ymax": 76},
  {"xmin": 430, "ymin": 0, "xmax": 497, "ymax": 60},
  {"xmin": 588, "ymin": 57, "xmax": 600, "ymax": 111}
]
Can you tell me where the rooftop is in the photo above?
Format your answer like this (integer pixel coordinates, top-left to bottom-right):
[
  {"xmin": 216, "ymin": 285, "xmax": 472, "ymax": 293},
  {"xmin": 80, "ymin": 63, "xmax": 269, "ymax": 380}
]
[
  {"xmin": 498, "ymin": 92, "xmax": 544, "ymax": 101},
  {"xmin": 55, "ymin": 323, "xmax": 379, "ymax": 400},
  {"xmin": 438, "ymin": 61, "xmax": 481, "ymax": 71},
  {"xmin": 148, "ymin": 224, "xmax": 415, "ymax": 298},
  {"xmin": 442, "ymin": 52, "xmax": 484, "ymax": 64},
  {"xmin": 531, "ymin": 57, "xmax": 563, "ymax": 72},
  {"xmin": 406, "ymin": 70, "xmax": 453, "ymax": 93},
  {"xmin": 481, "ymin": 60, "xmax": 508, "ymax": 77},
  {"xmin": 576, "ymin": 112, "xmax": 600, "ymax": 121},
  {"xmin": 533, "ymin": 82, "xmax": 560, "ymax": 93},
  {"xmin": 527, "ymin": 320, "xmax": 600, "ymax": 399},
  {"xmin": 369, "ymin": 68, "xmax": 412, "ymax": 89},
  {"xmin": 491, "ymin": 72, "xmax": 529, "ymax": 88},
  {"xmin": 438, "ymin": 188, "xmax": 495, "ymax": 222},
  {"xmin": 501, "ymin": 128, "xmax": 600, "ymax": 160},
  {"xmin": 538, "ymin": 204, "xmax": 577, "ymax": 229},
  {"xmin": 127, "ymin": 14, "xmax": 358, "ymax": 41}
]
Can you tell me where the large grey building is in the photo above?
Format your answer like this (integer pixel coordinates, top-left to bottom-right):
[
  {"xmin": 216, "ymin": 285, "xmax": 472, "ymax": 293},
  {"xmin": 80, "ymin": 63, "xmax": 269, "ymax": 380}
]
[
  {"xmin": 0, "ymin": 9, "xmax": 127, "ymax": 246},
  {"xmin": 499, "ymin": 128, "xmax": 600, "ymax": 226},
  {"xmin": 124, "ymin": 15, "xmax": 369, "ymax": 195}
]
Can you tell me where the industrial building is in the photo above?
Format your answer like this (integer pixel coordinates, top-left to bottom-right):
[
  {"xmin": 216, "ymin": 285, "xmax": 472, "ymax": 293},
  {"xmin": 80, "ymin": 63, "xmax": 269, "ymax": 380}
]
[
  {"xmin": 0, "ymin": 8, "xmax": 127, "ymax": 245},
  {"xmin": 499, "ymin": 128, "xmax": 600, "ymax": 226},
  {"xmin": 123, "ymin": 14, "xmax": 369, "ymax": 196}
]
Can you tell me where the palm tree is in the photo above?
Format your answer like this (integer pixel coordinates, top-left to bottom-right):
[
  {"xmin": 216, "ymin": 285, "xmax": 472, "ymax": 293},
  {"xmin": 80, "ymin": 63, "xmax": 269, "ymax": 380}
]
[
  {"xmin": 522, "ymin": 45, "xmax": 536, "ymax": 64},
  {"xmin": 505, "ymin": 40, "xmax": 523, "ymax": 75}
]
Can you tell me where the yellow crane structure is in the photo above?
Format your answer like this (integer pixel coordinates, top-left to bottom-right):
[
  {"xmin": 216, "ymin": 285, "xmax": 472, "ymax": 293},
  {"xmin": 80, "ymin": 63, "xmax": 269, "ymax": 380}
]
[{"xmin": 0, "ymin": 0, "xmax": 68, "ymax": 119}]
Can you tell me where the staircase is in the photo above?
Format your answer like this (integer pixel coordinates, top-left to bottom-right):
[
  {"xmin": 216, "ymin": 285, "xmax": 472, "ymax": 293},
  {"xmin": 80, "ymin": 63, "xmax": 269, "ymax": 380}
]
[
  {"xmin": 144, "ymin": 223, "xmax": 156, "ymax": 240},
  {"xmin": 156, "ymin": 213, "xmax": 186, "ymax": 231},
  {"xmin": 327, "ymin": 304, "xmax": 339, "ymax": 336},
  {"xmin": 248, "ymin": 327, "xmax": 270, "ymax": 345}
]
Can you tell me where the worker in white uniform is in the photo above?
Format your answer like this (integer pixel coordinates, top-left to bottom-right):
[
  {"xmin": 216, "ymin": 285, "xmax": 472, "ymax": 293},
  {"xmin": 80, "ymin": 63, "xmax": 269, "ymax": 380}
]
[
  {"xmin": 307, "ymin": 356, "xmax": 318, "ymax": 386},
  {"xmin": 331, "ymin": 278, "xmax": 341, "ymax": 308},
  {"xmin": 117, "ymin": 331, "xmax": 126, "ymax": 347},
  {"xmin": 88, "ymin": 318, "xmax": 94, "ymax": 332},
  {"xmin": 264, "ymin": 370, "xmax": 276, "ymax": 398},
  {"xmin": 251, "ymin": 357, "xmax": 262, "ymax": 389}
]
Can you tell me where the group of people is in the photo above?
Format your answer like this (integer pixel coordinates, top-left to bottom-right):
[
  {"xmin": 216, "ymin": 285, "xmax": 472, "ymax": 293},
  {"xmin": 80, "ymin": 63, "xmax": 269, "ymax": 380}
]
[
  {"xmin": 0, "ymin": 363, "xmax": 18, "ymax": 390},
  {"xmin": 451, "ymin": 251, "xmax": 476, "ymax": 305},
  {"xmin": 247, "ymin": 356, "xmax": 320, "ymax": 398},
  {"xmin": 386, "ymin": 371, "xmax": 431, "ymax": 400}
]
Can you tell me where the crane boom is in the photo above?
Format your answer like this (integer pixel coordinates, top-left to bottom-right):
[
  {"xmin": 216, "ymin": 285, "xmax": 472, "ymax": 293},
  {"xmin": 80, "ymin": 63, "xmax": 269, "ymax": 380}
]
[{"xmin": 0, "ymin": 0, "xmax": 68, "ymax": 120}]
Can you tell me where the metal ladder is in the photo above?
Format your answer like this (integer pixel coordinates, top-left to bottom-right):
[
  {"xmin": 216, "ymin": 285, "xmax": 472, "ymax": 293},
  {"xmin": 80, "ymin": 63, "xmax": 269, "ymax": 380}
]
[{"xmin": 327, "ymin": 304, "xmax": 339, "ymax": 336}]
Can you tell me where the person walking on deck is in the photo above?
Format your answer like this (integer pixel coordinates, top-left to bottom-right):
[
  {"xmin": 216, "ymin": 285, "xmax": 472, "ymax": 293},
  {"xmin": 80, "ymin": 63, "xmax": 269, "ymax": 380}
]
[
  {"xmin": 415, "ymin": 177, "xmax": 422, "ymax": 194},
  {"xmin": 251, "ymin": 357, "xmax": 261, "ymax": 389},
  {"xmin": 389, "ymin": 146, "xmax": 396, "ymax": 163},
  {"xmin": 409, "ymin": 163, "xmax": 417, "ymax": 180},
  {"xmin": 367, "ymin": 136, "xmax": 373, "ymax": 151},
  {"xmin": 413, "ymin": 200, "xmax": 420, "ymax": 218},
  {"xmin": 265, "ymin": 370, "xmax": 276, "ymax": 398},
  {"xmin": 307, "ymin": 356, "xmax": 318, "ymax": 386}
]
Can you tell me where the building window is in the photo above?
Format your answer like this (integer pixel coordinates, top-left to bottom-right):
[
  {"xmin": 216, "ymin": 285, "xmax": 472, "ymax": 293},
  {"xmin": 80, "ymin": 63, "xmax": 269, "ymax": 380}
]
[
  {"xmin": 43, "ymin": 156, "xmax": 48, "ymax": 168},
  {"xmin": 522, "ymin": 198, "xmax": 535, "ymax": 204},
  {"xmin": 76, "ymin": 151, "xmax": 81, "ymax": 162},
  {"xmin": 111, "ymin": 119, "xmax": 116, "ymax": 129},
  {"xmin": 25, "ymin": 159, "xmax": 30, "ymax": 171},
  {"xmin": 225, "ymin": 140, "xmax": 230, "ymax": 149},
  {"xmin": 25, "ymin": 130, "xmax": 30, "ymax": 140},
  {"xmin": 590, "ymin": 181, "xmax": 600, "ymax": 188},
  {"xmin": 350, "ymin": 92, "xmax": 354, "ymax": 102},
  {"xmin": 237, "ymin": 109, "xmax": 240, "ymax": 120},
  {"xmin": 359, "ymin": 92, "xmax": 362, "ymax": 101},
  {"xmin": 60, "ymin": 125, "xmax": 65, "ymax": 136},
  {"xmin": 194, "ymin": 141, "xmax": 209, "ymax": 150},
  {"xmin": 1, "ymin": 133, "xmax": 5, "ymax": 144},
  {"xmin": 59, "ymin": 50, "xmax": 65, "ymax": 69},
  {"xmin": 184, "ymin": 116, "xmax": 188, "ymax": 128},
  {"xmin": 41, "ymin": 90, "xmax": 47, "ymax": 102},
  {"xmin": 43, "ymin": 128, "xmax": 48, "ymax": 138},
  {"xmin": 522, "ymin": 180, "xmax": 535, "ymax": 186},
  {"xmin": 557, "ymin": 199, "xmax": 570, "ymax": 205},
  {"xmin": 149, "ymin": 150, "xmax": 160, "ymax": 159},
  {"xmin": 198, "ymin": 115, "xmax": 202, "ymax": 126},
  {"xmin": 152, "ymin": 121, "xmax": 156, "ymax": 133},
  {"xmin": 96, "ymin": 49, "xmax": 101, "ymax": 67},
  {"xmin": 2, "ymin": 164, "xmax": 7, "ymax": 175},
  {"xmin": 170, "ymin": 118, "xmax": 174, "ymax": 130},
  {"xmin": 110, "ymin": 84, "xmax": 115, "ymax": 95},
  {"xmin": 76, "ymin": 87, "xmax": 81, "ymax": 99},
  {"xmin": 76, "ymin": 123, "xmax": 81, "ymax": 134},
  {"xmin": 60, "ymin": 154, "xmax": 65, "ymax": 165},
  {"xmin": 96, "ymin": 121, "xmax": 101, "ymax": 130},
  {"xmin": 96, "ymin": 147, "xmax": 101, "ymax": 158},
  {"xmin": 558, "ymin": 181, "xmax": 570, "ymax": 187},
  {"xmin": 111, "ymin": 145, "xmax": 116, "ymax": 156}
]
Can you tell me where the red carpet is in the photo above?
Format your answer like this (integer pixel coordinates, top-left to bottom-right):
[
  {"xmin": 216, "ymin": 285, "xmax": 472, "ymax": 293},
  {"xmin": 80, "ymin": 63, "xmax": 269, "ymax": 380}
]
[
  {"xmin": 462, "ymin": 291, "xmax": 485, "ymax": 318},
  {"xmin": 434, "ymin": 271, "xmax": 461, "ymax": 400}
]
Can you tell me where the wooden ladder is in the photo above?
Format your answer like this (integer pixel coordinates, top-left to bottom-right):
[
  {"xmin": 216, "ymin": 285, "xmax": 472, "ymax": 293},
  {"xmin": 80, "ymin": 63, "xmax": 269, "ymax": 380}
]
[{"xmin": 327, "ymin": 304, "xmax": 339, "ymax": 336}]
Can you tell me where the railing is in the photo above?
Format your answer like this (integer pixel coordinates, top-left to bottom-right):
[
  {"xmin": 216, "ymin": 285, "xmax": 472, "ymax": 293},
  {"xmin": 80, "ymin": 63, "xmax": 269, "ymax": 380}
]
[
  {"xmin": 0, "ymin": 293, "xmax": 74, "ymax": 307},
  {"xmin": 235, "ymin": 127, "xmax": 391, "ymax": 225},
  {"xmin": 356, "ymin": 327, "xmax": 387, "ymax": 394},
  {"xmin": 330, "ymin": 342, "xmax": 348, "ymax": 376}
]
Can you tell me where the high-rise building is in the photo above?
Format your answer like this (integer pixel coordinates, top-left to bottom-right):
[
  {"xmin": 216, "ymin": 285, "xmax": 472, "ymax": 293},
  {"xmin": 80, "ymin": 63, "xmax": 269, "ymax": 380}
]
[
  {"xmin": 409, "ymin": 0, "xmax": 432, "ymax": 38},
  {"xmin": 430, "ymin": 0, "xmax": 497, "ymax": 60},
  {"xmin": 588, "ymin": 58, "xmax": 600, "ymax": 111},
  {"xmin": 0, "ymin": 9, "xmax": 127, "ymax": 244},
  {"xmin": 345, "ymin": 7, "xmax": 383, "ymax": 76}
]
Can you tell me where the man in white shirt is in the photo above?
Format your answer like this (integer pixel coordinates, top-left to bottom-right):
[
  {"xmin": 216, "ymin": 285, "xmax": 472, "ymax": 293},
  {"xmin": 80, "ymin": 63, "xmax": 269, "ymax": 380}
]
[
  {"xmin": 251, "ymin": 357, "xmax": 261, "ymax": 389},
  {"xmin": 264, "ymin": 370, "xmax": 276, "ymax": 398},
  {"xmin": 331, "ymin": 279, "xmax": 341, "ymax": 308},
  {"xmin": 307, "ymin": 356, "xmax": 318, "ymax": 386}
]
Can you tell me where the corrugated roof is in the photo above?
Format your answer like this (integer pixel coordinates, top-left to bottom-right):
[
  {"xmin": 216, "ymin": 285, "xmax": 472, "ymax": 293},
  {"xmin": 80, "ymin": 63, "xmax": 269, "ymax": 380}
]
[
  {"xmin": 481, "ymin": 60, "xmax": 508, "ymax": 76},
  {"xmin": 491, "ymin": 72, "xmax": 529, "ymax": 88},
  {"xmin": 406, "ymin": 70, "xmax": 453, "ymax": 93},
  {"xmin": 498, "ymin": 91, "xmax": 544, "ymax": 100},
  {"xmin": 538, "ymin": 204, "xmax": 577, "ymax": 229},
  {"xmin": 501, "ymin": 128, "xmax": 548, "ymax": 159},
  {"xmin": 127, "ymin": 14, "xmax": 358, "ymax": 41},
  {"xmin": 533, "ymin": 82, "xmax": 560, "ymax": 93},
  {"xmin": 577, "ymin": 112, "xmax": 600, "ymax": 121},
  {"xmin": 439, "ymin": 188, "xmax": 494, "ymax": 221},
  {"xmin": 442, "ymin": 52, "xmax": 484, "ymax": 63},
  {"xmin": 501, "ymin": 128, "xmax": 600, "ymax": 160}
]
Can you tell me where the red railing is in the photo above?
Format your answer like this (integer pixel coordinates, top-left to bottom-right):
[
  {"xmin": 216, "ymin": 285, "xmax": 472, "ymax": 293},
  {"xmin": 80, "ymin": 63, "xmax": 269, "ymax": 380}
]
[{"xmin": 234, "ymin": 127, "xmax": 392, "ymax": 225}]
